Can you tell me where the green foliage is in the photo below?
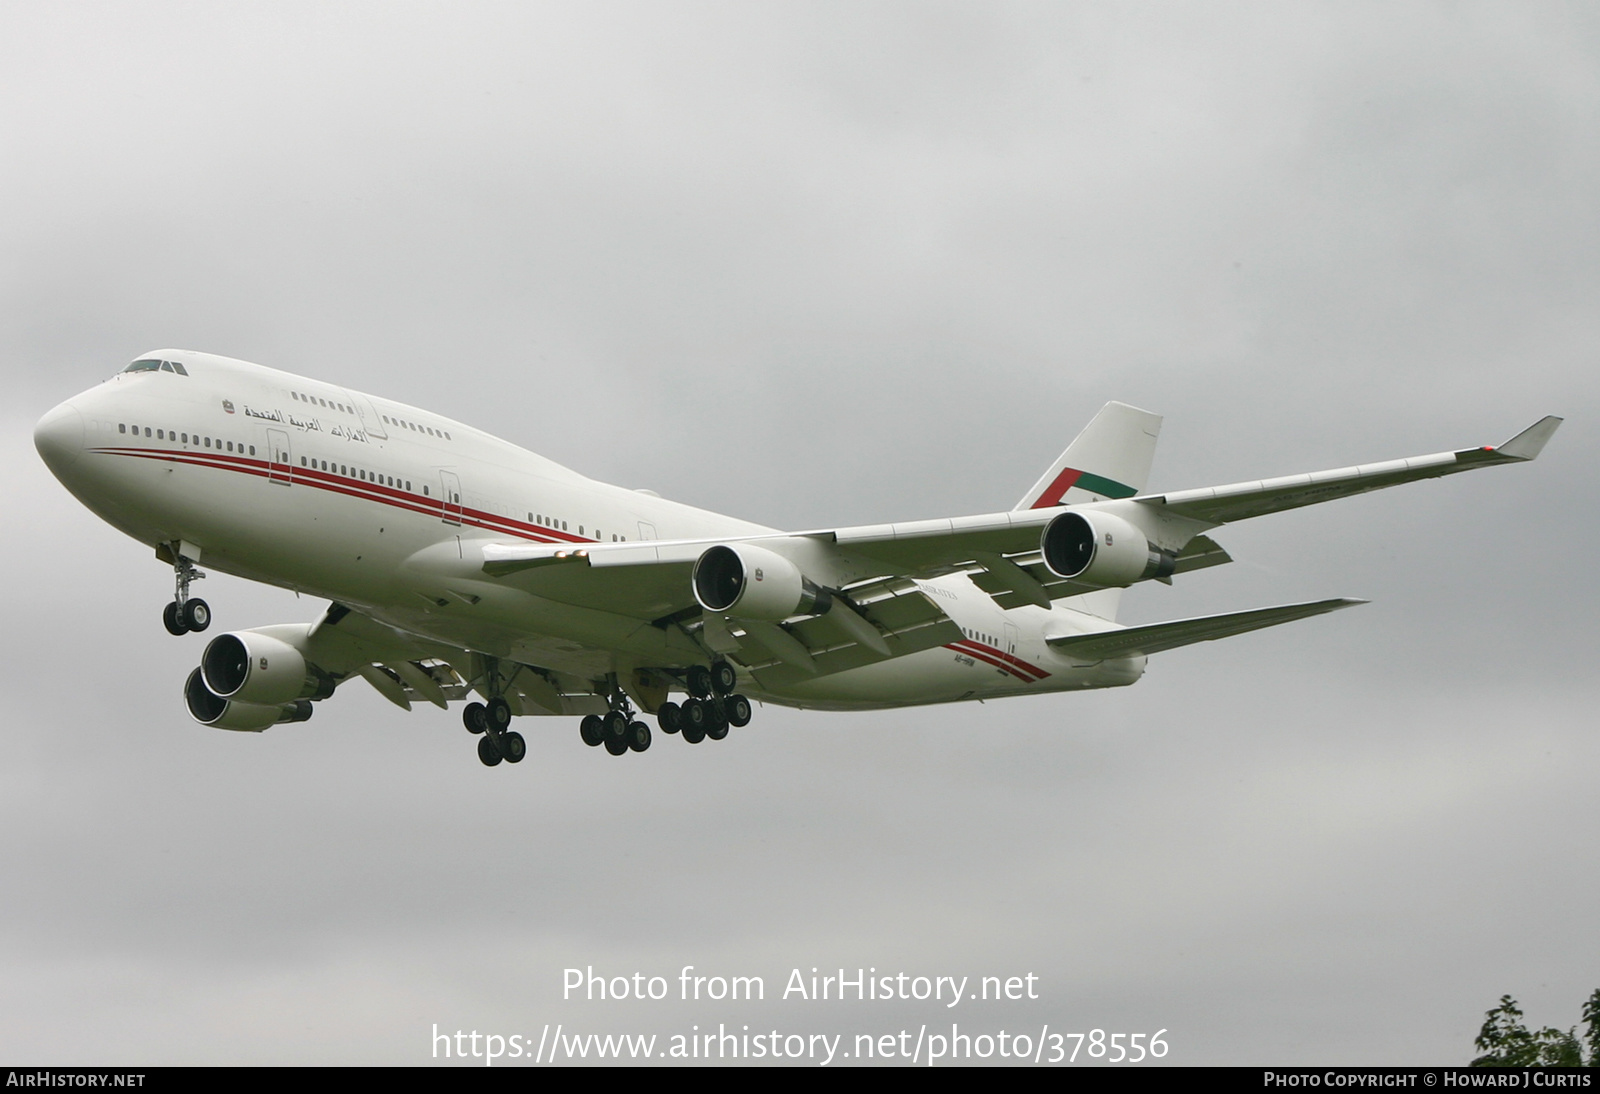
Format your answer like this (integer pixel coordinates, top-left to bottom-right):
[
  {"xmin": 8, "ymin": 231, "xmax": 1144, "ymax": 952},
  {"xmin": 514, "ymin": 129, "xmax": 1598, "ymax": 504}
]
[{"xmin": 1471, "ymin": 991, "xmax": 1596, "ymax": 1067}]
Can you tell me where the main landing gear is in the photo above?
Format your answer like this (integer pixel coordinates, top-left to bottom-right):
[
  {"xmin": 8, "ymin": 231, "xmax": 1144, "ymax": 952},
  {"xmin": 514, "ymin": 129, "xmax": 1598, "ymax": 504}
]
[
  {"xmin": 579, "ymin": 683, "xmax": 652, "ymax": 758},
  {"xmin": 161, "ymin": 549, "xmax": 210, "ymax": 636},
  {"xmin": 654, "ymin": 660, "xmax": 752, "ymax": 746},
  {"xmin": 465, "ymin": 699, "xmax": 527, "ymax": 767}
]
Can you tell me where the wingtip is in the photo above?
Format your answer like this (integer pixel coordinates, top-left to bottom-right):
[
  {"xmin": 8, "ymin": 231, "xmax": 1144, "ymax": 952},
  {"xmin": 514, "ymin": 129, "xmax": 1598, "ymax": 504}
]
[{"xmin": 1494, "ymin": 415, "xmax": 1563, "ymax": 461}]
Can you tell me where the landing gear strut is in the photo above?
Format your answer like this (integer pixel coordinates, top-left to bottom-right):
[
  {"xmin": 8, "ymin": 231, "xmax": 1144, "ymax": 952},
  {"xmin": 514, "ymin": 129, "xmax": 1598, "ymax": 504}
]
[
  {"xmin": 162, "ymin": 548, "xmax": 210, "ymax": 636},
  {"xmin": 664, "ymin": 661, "xmax": 750, "ymax": 746},
  {"xmin": 580, "ymin": 679, "xmax": 651, "ymax": 757},
  {"xmin": 468, "ymin": 658, "xmax": 525, "ymax": 767}
]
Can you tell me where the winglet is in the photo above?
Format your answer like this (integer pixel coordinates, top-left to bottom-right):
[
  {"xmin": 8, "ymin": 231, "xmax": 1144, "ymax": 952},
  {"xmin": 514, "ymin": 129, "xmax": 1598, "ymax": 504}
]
[{"xmin": 1493, "ymin": 416, "xmax": 1563, "ymax": 461}]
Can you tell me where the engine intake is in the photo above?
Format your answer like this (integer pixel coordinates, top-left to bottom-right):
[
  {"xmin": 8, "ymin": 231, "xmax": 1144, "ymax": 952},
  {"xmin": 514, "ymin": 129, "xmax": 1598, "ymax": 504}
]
[
  {"xmin": 200, "ymin": 631, "xmax": 334, "ymax": 706},
  {"xmin": 693, "ymin": 544, "xmax": 832, "ymax": 621},
  {"xmin": 1040, "ymin": 511, "xmax": 1176, "ymax": 588}
]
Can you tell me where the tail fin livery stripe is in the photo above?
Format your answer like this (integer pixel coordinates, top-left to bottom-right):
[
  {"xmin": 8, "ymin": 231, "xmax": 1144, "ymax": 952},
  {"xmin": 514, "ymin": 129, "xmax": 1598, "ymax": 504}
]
[{"xmin": 1028, "ymin": 468, "xmax": 1137, "ymax": 509}]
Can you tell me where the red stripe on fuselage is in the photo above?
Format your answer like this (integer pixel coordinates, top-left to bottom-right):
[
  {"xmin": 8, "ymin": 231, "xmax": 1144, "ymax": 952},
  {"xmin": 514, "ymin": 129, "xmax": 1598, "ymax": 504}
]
[
  {"xmin": 90, "ymin": 445, "xmax": 576, "ymax": 546},
  {"xmin": 946, "ymin": 638, "xmax": 1050, "ymax": 682}
]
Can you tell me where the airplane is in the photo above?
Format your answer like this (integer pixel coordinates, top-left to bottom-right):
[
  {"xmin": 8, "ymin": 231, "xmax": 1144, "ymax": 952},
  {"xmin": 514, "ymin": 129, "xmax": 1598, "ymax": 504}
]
[{"xmin": 33, "ymin": 350, "xmax": 1561, "ymax": 767}]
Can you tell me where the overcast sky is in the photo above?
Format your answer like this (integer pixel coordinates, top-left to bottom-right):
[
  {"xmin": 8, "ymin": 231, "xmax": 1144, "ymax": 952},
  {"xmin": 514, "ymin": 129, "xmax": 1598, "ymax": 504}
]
[{"xmin": 3, "ymin": 1, "xmax": 1597, "ymax": 1066}]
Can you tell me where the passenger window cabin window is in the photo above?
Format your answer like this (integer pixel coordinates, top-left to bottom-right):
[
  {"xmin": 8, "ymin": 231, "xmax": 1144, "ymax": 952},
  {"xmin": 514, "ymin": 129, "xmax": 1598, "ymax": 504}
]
[
  {"xmin": 249, "ymin": 446, "xmax": 255, "ymax": 455},
  {"xmin": 118, "ymin": 424, "xmax": 126, "ymax": 433},
  {"xmin": 144, "ymin": 427, "xmax": 151, "ymax": 437}
]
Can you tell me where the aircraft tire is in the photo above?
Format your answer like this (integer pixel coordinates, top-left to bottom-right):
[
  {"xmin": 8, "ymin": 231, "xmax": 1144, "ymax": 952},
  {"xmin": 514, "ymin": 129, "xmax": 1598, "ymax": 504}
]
[
  {"xmin": 502, "ymin": 731, "xmax": 526, "ymax": 763},
  {"xmin": 602, "ymin": 710, "xmax": 628, "ymax": 744},
  {"xmin": 686, "ymin": 665, "xmax": 713, "ymax": 698},
  {"xmin": 656, "ymin": 701, "xmax": 682, "ymax": 734},
  {"xmin": 627, "ymin": 722, "xmax": 651, "ymax": 752},
  {"xmin": 463, "ymin": 702, "xmax": 489, "ymax": 734},
  {"xmin": 725, "ymin": 694, "xmax": 752, "ymax": 727},
  {"xmin": 710, "ymin": 660, "xmax": 737, "ymax": 695},
  {"xmin": 706, "ymin": 720, "xmax": 728, "ymax": 741},
  {"xmin": 579, "ymin": 714, "xmax": 605, "ymax": 747},
  {"xmin": 487, "ymin": 696, "xmax": 513, "ymax": 731},
  {"xmin": 163, "ymin": 601, "xmax": 189, "ymax": 636},
  {"xmin": 681, "ymin": 722, "xmax": 706, "ymax": 745},
  {"xmin": 477, "ymin": 735, "xmax": 503, "ymax": 766},
  {"xmin": 182, "ymin": 598, "xmax": 211, "ymax": 632},
  {"xmin": 603, "ymin": 736, "xmax": 628, "ymax": 756}
]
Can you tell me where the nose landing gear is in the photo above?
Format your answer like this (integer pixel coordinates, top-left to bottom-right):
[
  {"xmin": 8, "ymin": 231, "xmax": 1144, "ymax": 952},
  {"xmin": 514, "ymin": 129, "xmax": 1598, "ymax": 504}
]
[{"xmin": 161, "ymin": 548, "xmax": 210, "ymax": 636}]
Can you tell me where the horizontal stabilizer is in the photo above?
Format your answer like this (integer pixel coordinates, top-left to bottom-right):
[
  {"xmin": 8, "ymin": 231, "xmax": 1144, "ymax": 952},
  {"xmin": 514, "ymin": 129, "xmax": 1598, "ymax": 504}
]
[{"xmin": 1046, "ymin": 597, "xmax": 1365, "ymax": 661}]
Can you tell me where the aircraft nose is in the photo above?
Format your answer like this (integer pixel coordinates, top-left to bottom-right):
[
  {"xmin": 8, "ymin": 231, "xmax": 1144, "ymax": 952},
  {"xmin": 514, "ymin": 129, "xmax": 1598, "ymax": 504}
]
[{"xmin": 34, "ymin": 400, "xmax": 86, "ymax": 476}]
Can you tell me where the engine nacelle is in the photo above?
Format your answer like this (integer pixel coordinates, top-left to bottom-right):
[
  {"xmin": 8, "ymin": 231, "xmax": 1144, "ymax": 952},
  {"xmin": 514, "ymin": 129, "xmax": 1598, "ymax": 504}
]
[
  {"xmin": 692, "ymin": 543, "xmax": 833, "ymax": 621},
  {"xmin": 200, "ymin": 631, "xmax": 334, "ymax": 706},
  {"xmin": 184, "ymin": 669, "xmax": 314, "ymax": 732},
  {"xmin": 1040, "ymin": 511, "xmax": 1176, "ymax": 588}
]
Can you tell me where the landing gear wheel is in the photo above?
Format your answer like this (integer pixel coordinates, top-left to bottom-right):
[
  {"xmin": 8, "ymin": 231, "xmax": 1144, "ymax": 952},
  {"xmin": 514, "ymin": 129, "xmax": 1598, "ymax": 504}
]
[
  {"xmin": 163, "ymin": 601, "xmax": 189, "ymax": 636},
  {"xmin": 486, "ymin": 696, "xmax": 513, "ymax": 731},
  {"xmin": 602, "ymin": 710, "xmax": 628, "ymax": 745},
  {"xmin": 627, "ymin": 722, "xmax": 651, "ymax": 752},
  {"xmin": 681, "ymin": 698, "xmax": 707, "ymax": 732},
  {"xmin": 501, "ymin": 731, "xmax": 526, "ymax": 763},
  {"xmin": 463, "ymin": 702, "xmax": 489, "ymax": 734},
  {"xmin": 725, "ymin": 694, "xmax": 753, "ymax": 728},
  {"xmin": 656, "ymin": 701, "xmax": 682, "ymax": 734},
  {"xmin": 182, "ymin": 598, "xmax": 211, "ymax": 632},
  {"xmin": 580, "ymin": 714, "xmax": 605, "ymax": 747},
  {"xmin": 604, "ymin": 736, "xmax": 628, "ymax": 756},
  {"xmin": 477, "ymin": 735, "xmax": 503, "ymax": 766},
  {"xmin": 686, "ymin": 664, "xmax": 713, "ymax": 698},
  {"xmin": 711, "ymin": 660, "xmax": 737, "ymax": 696},
  {"xmin": 681, "ymin": 721, "xmax": 706, "ymax": 745},
  {"xmin": 706, "ymin": 719, "xmax": 729, "ymax": 741}
]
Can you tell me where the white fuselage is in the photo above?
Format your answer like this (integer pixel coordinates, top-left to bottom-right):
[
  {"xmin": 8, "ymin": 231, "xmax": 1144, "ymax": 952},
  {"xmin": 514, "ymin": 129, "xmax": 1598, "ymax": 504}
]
[{"xmin": 35, "ymin": 351, "xmax": 1143, "ymax": 713}]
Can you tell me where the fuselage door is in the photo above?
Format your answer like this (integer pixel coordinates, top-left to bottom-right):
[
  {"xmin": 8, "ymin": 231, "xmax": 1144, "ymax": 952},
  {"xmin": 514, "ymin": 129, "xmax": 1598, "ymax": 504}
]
[
  {"xmin": 440, "ymin": 470, "xmax": 462, "ymax": 525},
  {"xmin": 1002, "ymin": 620, "xmax": 1019, "ymax": 657},
  {"xmin": 267, "ymin": 429, "xmax": 292, "ymax": 486},
  {"xmin": 344, "ymin": 390, "xmax": 388, "ymax": 439},
  {"xmin": 637, "ymin": 521, "xmax": 657, "ymax": 541}
]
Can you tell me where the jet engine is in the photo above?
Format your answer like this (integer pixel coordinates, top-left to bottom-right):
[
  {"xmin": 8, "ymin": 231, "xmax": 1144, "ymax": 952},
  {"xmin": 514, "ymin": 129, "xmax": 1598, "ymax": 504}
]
[
  {"xmin": 183, "ymin": 629, "xmax": 334, "ymax": 732},
  {"xmin": 199, "ymin": 631, "xmax": 336, "ymax": 706},
  {"xmin": 692, "ymin": 544, "xmax": 833, "ymax": 621},
  {"xmin": 184, "ymin": 669, "xmax": 314, "ymax": 732},
  {"xmin": 1040, "ymin": 511, "xmax": 1176, "ymax": 588}
]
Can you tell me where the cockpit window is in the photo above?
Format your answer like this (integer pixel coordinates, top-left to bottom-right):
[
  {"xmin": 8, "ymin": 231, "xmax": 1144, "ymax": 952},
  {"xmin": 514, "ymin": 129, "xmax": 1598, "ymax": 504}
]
[{"xmin": 120, "ymin": 358, "xmax": 189, "ymax": 376}]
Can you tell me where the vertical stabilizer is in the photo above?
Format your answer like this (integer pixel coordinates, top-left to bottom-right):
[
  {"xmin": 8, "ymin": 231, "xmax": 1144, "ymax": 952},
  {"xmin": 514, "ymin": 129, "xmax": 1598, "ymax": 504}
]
[{"xmin": 1014, "ymin": 401, "xmax": 1162, "ymax": 510}]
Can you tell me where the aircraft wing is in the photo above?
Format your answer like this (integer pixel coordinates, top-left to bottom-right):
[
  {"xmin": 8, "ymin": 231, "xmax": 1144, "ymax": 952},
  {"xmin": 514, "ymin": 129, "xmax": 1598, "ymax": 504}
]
[
  {"xmin": 1142, "ymin": 415, "xmax": 1563, "ymax": 525},
  {"xmin": 475, "ymin": 415, "xmax": 1557, "ymax": 672},
  {"xmin": 1046, "ymin": 597, "xmax": 1365, "ymax": 661}
]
